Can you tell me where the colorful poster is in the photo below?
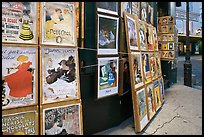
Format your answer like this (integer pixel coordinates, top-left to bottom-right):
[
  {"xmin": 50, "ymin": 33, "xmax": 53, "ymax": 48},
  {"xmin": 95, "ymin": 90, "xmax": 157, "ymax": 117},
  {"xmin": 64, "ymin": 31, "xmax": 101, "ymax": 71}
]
[
  {"xmin": 131, "ymin": 2, "xmax": 140, "ymax": 18},
  {"xmin": 158, "ymin": 25, "xmax": 168, "ymax": 34},
  {"xmin": 2, "ymin": 2, "xmax": 37, "ymax": 44},
  {"xmin": 131, "ymin": 52, "xmax": 144, "ymax": 88},
  {"xmin": 141, "ymin": 52, "xmax": 151, "ymax": 83},
  {"xmin": 168, "ymin": 43, "xmax": 174, "ymax": 50},
  {"xmin": 147, "ymin": 4, "xmax": 153, "ymax": 25},
  {"xmin": 161, "ymin": 51, "xmax": 169, "ymax": 58},
  {"xmin": 97, "ymin": 14, "xmax": 119, "ymax": 55},
  {"xmin": 168, "ymin": 25, "xmax": 175, "ymax": 34},
  {"xmin": 98, "ymin": 57, "xmax": 119, "ymax": 98},
  {"xmin": 149, "ymin": 52, "xmax": 157, "ymax": 80},
  {"xmin": 2, "ymin": 46, "xmax": 37, "ymax": 109},
  {"xmin": 2, "ymin": 110, "xmax": 37, "ymax": 135},
  {"xmin": 138, "ymin": 20, "xmax": 147, "ymax": 51},
  {"xmin": 152, "ymin": 27, "xmax": 158, "ymax": 51},
  {"xmin": 121, "ymin": 2, "xmax": 131, "ymax": 17},
  {"xmin": 168, "ymin": 16, "xmax": 174, "ymax": 24},
  {"xmin": 96, "ymin": 2, "xmax": 118, "ymax": 15},
  {"xmin": 155, "ymin": 52, "xmax": 162, "ymax": 77},
  {"xmin": 158, "ymin": 77, "xmax": 165, "ymax": 103},
  {"xmin": 168, "ymin": 51, "xmax": 175, "ymax": 59},
  {"xmin": 146, "ymin": 24, "xmax": 154, "ymax": 51},
  {"xmin": 41, "ymin": 2, "xmax": 75, "ymax": 46},
  {"xmin": 154, "ymin": 80, "xmax": 161, "ymax": 111},
  {"xmin": 167, "ymin": 34, "xmax": 174, "ymax": 41},
  {"xmin": 146, "ymin": 83, "xmax": 155, "ymax": 119},
  {"xmin": 161, "ymin": 43, "xmax": 168, "ymax": 50},
  {"xmin": 41, "ymin": 47, "xmax": 78, "ymax": 104},
  {"xmin": 141, "ymin": 2, "xmax": 147, "ymax": 22},
  {"xmin": 43, "ymin": 103, "xmax": 81, "ymax": 135},
  {"xmin": 137, "ymin": 88, "xmax": 148, "ymax": 130}
]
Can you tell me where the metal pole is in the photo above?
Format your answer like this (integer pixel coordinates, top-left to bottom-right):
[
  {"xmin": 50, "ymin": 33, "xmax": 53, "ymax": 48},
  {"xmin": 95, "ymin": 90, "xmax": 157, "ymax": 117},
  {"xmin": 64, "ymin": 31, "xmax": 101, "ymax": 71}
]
[{"xmin": 184, "ymin": 2, "xmax": 192, "ymax": 87}]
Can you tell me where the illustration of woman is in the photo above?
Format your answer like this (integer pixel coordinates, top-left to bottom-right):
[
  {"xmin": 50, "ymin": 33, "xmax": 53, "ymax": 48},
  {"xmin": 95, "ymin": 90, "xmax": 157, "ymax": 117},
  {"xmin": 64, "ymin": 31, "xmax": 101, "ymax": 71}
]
[
  {"xmin": 133, "ymin": 58, "xmax": 141, "ymax": 84},
  {"xmin": 4, "ymin": 55, "xmax": 33, "ymax": 98}
]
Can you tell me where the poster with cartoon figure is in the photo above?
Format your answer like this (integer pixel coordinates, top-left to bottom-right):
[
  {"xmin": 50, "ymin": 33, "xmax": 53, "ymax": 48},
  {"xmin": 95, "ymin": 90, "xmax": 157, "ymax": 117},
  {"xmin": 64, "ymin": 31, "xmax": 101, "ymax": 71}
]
[
  {"xmin": 138, "ymin": 20, "xmax": 147, "ymax": 51},
  {"xmin": 98, "ymin": 57, "xmax": 119, "ymax": 99},
  {"xmin": 41, "ymin": 47, "xmax": 79, "ymax": 104},
  {"xmin": 2, "ymin": 2, "xmax": 37, "ymax": 44},
  {"xmin": 141, "ymin": 52, "xmax": 151, "ymax": 84},
  {"xmin": 41, "ymin": 2, "xmax": 75, "ymax": 46},
  {"xmin": 121, "ymin": 2, "xmax": 131, "ymax": 17},
  {"xmin": 146, "ymin": 83, "xmax": 155, "ymax": 120},
  {"xmin": 154, "ymin": 80, "xmax": 161, "ymax": 111},
  {"xmin": 43, "ymin": 103, "xmax": 82, "ymax": 135},
  {"xmin": 2, "ymin": 46, "xmax": 37, "ymax": 109}
]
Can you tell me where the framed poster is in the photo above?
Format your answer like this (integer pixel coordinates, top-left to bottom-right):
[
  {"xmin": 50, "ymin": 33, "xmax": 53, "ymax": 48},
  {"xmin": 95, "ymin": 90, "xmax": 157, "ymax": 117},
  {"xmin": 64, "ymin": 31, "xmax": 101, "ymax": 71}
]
[
  {"xmin": 146, "ymin": 83, "xmax": 156, "ymax": 120},
  {"xmin": 121, "ymin": 2, "xmax": 131, "ymax": 17},
  {"xmin": 158, "ymin": 25, "xmax": 168, "ymax": 34},
  {"xmin": 141, "ymin": 52, "xmax": 151, "ymax": 84},
  {"xmin": 41, "ymin": 47, "xmax": 79, "ymax": 104},
  {"xmin": 140, "ymin": 2, "xmax": 147, "ymax": 22},
  {"xmin": 168, "ymin": 42, "xmax": 174, "ymax": 50},
  {"xmin": 124, "ymin": 12, "xmax": 139, "ymax": 51},
  {"xmin": 131, "ymin": 2, "xmax": 140, "ymax": 18},
  {"xmin": 167, "ymin": 34, "xmax": 174, "ymax": 42},
  {"xmin": 41, "ymin": 101, "xmax": 83, "ymax": 135},
  {"xmin": 155, "ymin": 52, "xmax": 162, "ymax": 77},
  {"xmin": 161, "ymin": 43, "xmax": 168, "ymax": 50},
  {"xmin": 136, "ymin": 88, "xmax": 148, "ymax": 130},
  {"xmin": 161, "ymin": 34, "xmax": 168, "ymax": 41},
  {"xmin": 158, "ymin": 77, "xmax": 165, "ymax": 103},
  {"xmin": 161, "ymin": 51, "xmax": 169, "ymax": 58},
  {"xmin": 2, "ymin": 2, "xmax": 38, "ymax": 44},
  {"xmin": 168, "ymin": 25, "xmax": 175, "ymax": 34},
  {"xmin": 146, "ymin": 24, "xmax": 154, "ymax": 51},
  {"xmin": 147, "ymin": 4, "xmax": 154, "ymax": 25},
  {"xmin": 138, "ymin": 20, "xmax": 147, "ymax": 51},
  {"xmin": 149, "ymin": 52, "xmax": 157, "ymax": 80},
  {"xmin": 131, "ymin": 52, "xmax": 144, "ymax": 89},
  {"xmin": 152, "ymin": 27, "xmax": 158, "ymax": 51},
  {"xmin": 96, "ymin": 2, "xmax": 118, "ymax": 15},
  {"xmin": 97, "ymin": 57, "xmax": 119, "ymax": 99},
  {"xmin": 2, "ymin": 45, "xmax": 38, "ymax": 109},
  {"xmin": 2, "ymin": 106, "xmax": 38, "ymax": 135},
  {"xmin": 168, "ymin": 51, "xmax": 175, "ymax": 59},
  {"xmin": 119, "ymin": 19, "xmax": 128, "ymax": 53},
  {"xmin": 153, "ymin": 80, "xmax": 162, "ymax": 111},
  {"xmin": 97, "ymin": 14, "xmax": 119, "ymax": 55},
  {"xmin": 41, "ymin": 2, "xmax": 76, "ymax": 46},
  {"xmin": 167, "ymin": 16, "xmax": 174, "ymax": 24}
]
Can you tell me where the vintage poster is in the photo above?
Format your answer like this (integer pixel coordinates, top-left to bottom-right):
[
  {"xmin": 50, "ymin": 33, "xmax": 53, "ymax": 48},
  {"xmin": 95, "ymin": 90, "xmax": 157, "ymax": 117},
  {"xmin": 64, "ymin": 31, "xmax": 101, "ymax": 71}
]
[
  {"xmin": 2, "ymin": 110, "xmax": 37, "ymax": 135},
  {"xmin": 161, "ymin": 43, "xmax": 168, "ymax": 50},
  {"xmin": 147, "ymin": 4, "xmax": 154, "ymax": 25},
  {"xmin": 168, "ymin": 25, "xmax": 175, "ymax": 34},
  {"xmin": 41, "ymin": 2, "xmax": 76, "ymax": 46},
  {"xmin": 161, "ymin": 16, "xmax": 168, "ymax": 25},
  {"xmin": 98, "ymin": 57, "xmax": 119, "ymax": 99},
  {"xmin": 125, "ymin": 14, "xmax": 139, "ymax": 50},
  {"xmin": 146, "ymin": 24, "xmax": 154, "ymax": 51},
  {"xmin": 158, "ymin": 77, "xmax": 165, "ymax": 103},
  {"xmin": 98, "ymin": 14, "xmax": 119, "ymax": 55},
  {"xmin": 131, "ymin": 2, "xmax": 140, "ymax": 18},
  {"xmin": 121, "ymin": 2, "xmax": 131, "ymax": 17},
  {"xmin": 158, "ymin": 25, "xmax": 168, "ymax": 34},
  {"xmin": 138, "ymin": 20, "xmax": 147, "ymax": 51},
  {"xmin": 119, "ymin": 20, "xmax": 128, "ymax": 53},
  {"xmin": 155, "ymin": 52, "xmax": 162, "ymax": 77},
  {"xmin": 137, "ymin": 88, "xmax": 148, "ymax": 130},
  {"xmin": 43, "ymin": 103, "xmax": 81, "ymax": 135},
  {"xmin": 131, "ymin": 52, "xmax": 144, "ymax": 89},
  {"xmin": 2, "ymin": 46, "xmax": 37, "ymax": 109},
  {"xmin": 153, "ymin": 80, "xmax": 161, "ymax": 111},
  {"xmin": 41, "ymin": 47, "xmax": 79, "ymax": 104},
  {"xmin": 96, "ymin": 2, "xmax": 118, "ymax": 15},
  {"xmin": 168, "ymin": 16, "xmax": 174, "ymax": 24},
  {"xmin": 152, "ymin": 27, "xmax": 158, "ymax": 51},
  {"xmin": 161, "ymin": 51, "xmax": 169, "ymax": 58},
  {"xmin": 141, "ymin": 2, "xmax": 147, "ymax": 22},
  {"xmin": 149, "ymin": 52, "xmax": 157, "ymax": 80},
  {"xmin": 2, "ymin": 2, "xmax": 37, "ymax": 44},
  {"xmin": 168, "ymin": 42, "xmax": 174, "ymax": 50},
  {"xmin": 141, "ymin": 52, "xmax": 151, "ymax": 84},
  {"xmin": 161, "ymin": 34, "xmax": 168, "ymax": 41},
  {"xmin": 168, "ymin": 51, "xmax": 175, "ymax": 59},
  {"xmin": 146, "ymin": 83, "xmax": 155, "ymax": 120},
  {"xmin": 167, "ymin": 34, "xmax": 174, "ymax": 41}
]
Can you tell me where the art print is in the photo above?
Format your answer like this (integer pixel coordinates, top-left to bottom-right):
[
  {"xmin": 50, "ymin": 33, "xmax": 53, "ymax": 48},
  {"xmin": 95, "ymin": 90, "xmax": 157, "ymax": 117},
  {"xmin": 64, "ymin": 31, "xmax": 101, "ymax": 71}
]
[
  {"xmin": 161, "ymin": 43, "xmax": 168, "ymax": 50},
  {"xmin": 2, "ymin": 2, "xmax": 37, "ymax": 44},
  {"xmin": 2, "ymin": 110, "xmax": 37, "ymax": 135},
  {"xmin": 120, "ymin": 20, "xmax": 128, "ymax": 53},
  {"xmin": 167, "ymin": 34, "xmax": 174, "ymax": 41},
  {"xmin": 146, "ymin": 83, "xmax": 155, "ymax": 119},
  {"xmin": 137, "ymin": 88, "xmax": 148, "ymax": 130},
  {"xmin": 161, "ymin": 51, "xmax": 169, "ymax": 58},
  {"xmin": 149, "ymin": 52, "xmax": 157, "ymax": 80},
  {"xmin": 154, "ymin": 80, "xmax": 161, "ymax": 111},
  {"xmin": 131, "ymin": 52, "xmax": 144, "ymax": 89},
  {"xmin": 155, "ymin": 52, "xmax": 162, "ymax": 77},
  {"xmin": 152, "ymin": 27, "xmax": 158, "ymax": 51},
  {"xmin": 168, "ymin": 51, "xmax": 174, "ymax": 59},
  {"xmin": 2, "ymin": 46, "xmax": 37, "ymax": 109},
  {"xmin": 158, "ymin": 77, "xmax": 165, "ymax": 103},
  {"xmin": 141, "ymin": 2, "xmax": 147, "ymax": 22},
  {"xmin": 146, "ymin": 24, "xmax": 154, "ymax": 51},
  {"xmin": 141, "ymin": 52, "xmax": 151, "ymax": 83},
  {"xmin": 168, "ymin": 43, "xmax": 174, "ymax": 50},
  {"xmin": 158, "ymin": 25, "xmax": 168, "ymax": 34},
  {"xmin": 41, "ymin": 47, "xmax": 79, "ymax": 104},
  {"xmin": 43, "ymin": 103, "xmax": 81, "ymax": 135},
  {"xmin": 138, "ymin": 20, "xmax": 147, "ymax": 51},
  {"xmin": 121, "ymin": 2, "xmax": 131, "ymax": 17},
  {"xmin": 168, "ymin": 25, "xmax": 174, "ymax": 34},
  {"xmin": 98, "ymin": 57, "xmax": 119, "ymax": 99},
  {"xmin": 162, "ymin": 34, "xmax": 168, "ymax": 41},
  {"xmin": 96, "ymin": 2, "xmax": 118, "ymax": 15},
  {"xmin": 131, "ymin": 2, "xmax": 140, "ymax": 18},
  {"xmin": 41, "ymin": 2, "xmax": 75, "ymax": 46},
  {"xmin": 147, "ymin": 4, "xmax": 154, "ymax": 25},
  {"xmin": 98, "ymin": 14, "xmax": 119, "ymax": 55},
  {"xmin": 168, "ymin": 16, "xmax": 174, "ymax": 24}
]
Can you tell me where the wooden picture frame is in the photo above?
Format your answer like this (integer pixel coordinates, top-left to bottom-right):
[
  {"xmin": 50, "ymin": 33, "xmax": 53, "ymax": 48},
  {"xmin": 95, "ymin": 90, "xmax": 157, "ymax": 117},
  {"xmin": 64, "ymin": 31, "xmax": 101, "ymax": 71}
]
[
  {"xmin": 2, "ymin": 45, "xmax": 38, "ymax": 110},
  {"xmin": 149, "ymin": 52, "xmax": 157, "ymax": 80},
  {"xmin": 153, "ymin": 80, "xmax": 162, "ymax": 111},
  {"xmin": 97, "ymin": 57, "xmax": 119, "ymax": 99},
  {"xmin": 121, "ymin": 2, "xmax": 131, "ymax": 18},
  {"xmin": 147, "ymin": 4, "xmax": 154, "ymax": 25},
  {"xmin": 138, "ymin": 20, "xmax": 148, "ymax": 51},
  {"xmin": 96, "ymin": 2, "xmax": 118, "ymax": 16},
  {"xmin": 140, "ymin": 2, "xmax": 147, "ymax": 22},
  {"xmin": 131, "ymin": 2, "xmax": 140, "ymax": 19},
  {"xmin": 40, "ymin": 2, "xmax": 76, "ymax": 46},
  {"xmin": 40, "ymin": 100, "xmax": 83, "ymax": 135},
  {"xmin": 158, "ymin": 76, "xmax": 165, "ymax": 104},
  {"xmin": 40, "ymin": 46, "xmax": 80, "ymax": 105},
  {"xmin": 97, "ymin": 14, "xmax": 119, "ymax": 55},
  {"xmin": 2, "ymin": 106, "xmax": 39, "ymax": 135},
  {"xmin": 2, "ymin": 2, "xmax": 39, "ymax": 45},
  {"xmin": 141, "ymin": 52, "xmax": 151, "ymax": 84},
  {"xmin": 152, "ymin": 27, "xmax": 158, "ymax": 51},
  {"xmin": 146, "ymin": 24, "xmax": 154, "ymax": 51}
]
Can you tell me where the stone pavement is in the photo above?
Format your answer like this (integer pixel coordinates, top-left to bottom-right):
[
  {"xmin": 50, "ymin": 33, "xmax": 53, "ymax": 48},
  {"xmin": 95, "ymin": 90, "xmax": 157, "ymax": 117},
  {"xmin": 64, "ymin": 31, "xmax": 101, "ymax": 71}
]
[{"xmin": 94, "ymin": 84, "xmax": 202, "ymax": 135}]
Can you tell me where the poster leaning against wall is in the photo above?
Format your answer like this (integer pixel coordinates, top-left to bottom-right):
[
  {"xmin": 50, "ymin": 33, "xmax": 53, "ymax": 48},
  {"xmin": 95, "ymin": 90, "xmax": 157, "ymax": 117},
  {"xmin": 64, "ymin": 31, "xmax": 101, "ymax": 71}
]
[
  {"xmin": 138, "ymin": 20, "xmax": 147, "ymax": 51},
  {"xmin": 141, "ymin": 52, "xmax": 151, "ymax": 84},
  {"xmin": 131, "ymin": 2, "xmax": 140, "ymax": 18},
  {"xmin": 2, "ymin": 45, "xmax": 38, "ymax": 109},
  {"xmin": 146, "ymin": 83, "xmax": 156, "ymax": 120},
  {"xmin": 153, "ymin": 80, "xmax": 162, "ymax": 111},
  {"xmin": 2, "ymin": 2, "xmax": 38, "ymax": 44}
]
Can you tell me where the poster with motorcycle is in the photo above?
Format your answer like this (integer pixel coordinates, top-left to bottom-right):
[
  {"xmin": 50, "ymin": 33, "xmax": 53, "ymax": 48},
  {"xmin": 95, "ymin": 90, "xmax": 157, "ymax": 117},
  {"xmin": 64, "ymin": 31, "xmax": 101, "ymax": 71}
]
[
  {"xmin": 2, "ymin": 45, "xmax": 38, "ymax": 109},
  {"xmin": 41, "ymin": 47, "xmax": 79, "ymax": 104},
  {"xmin": 2, "ymin": 2, "xmax": 38, "ymax": 44},
  {"xmin": 41, "ymin": 2, "xmax": 76, "ymax": 46}
]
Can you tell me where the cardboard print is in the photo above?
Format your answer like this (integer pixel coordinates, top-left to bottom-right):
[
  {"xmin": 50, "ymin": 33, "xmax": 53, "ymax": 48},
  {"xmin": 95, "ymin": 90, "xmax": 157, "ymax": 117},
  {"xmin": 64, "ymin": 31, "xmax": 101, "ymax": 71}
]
[
  {"xmin": 168, "ymin": 43, "xmax": 174, "ymax": 50},
  {"xmin": 155, "ymin": 52, "xmax": 162, "ymax": 77},
  {"xmin": 149, "ymin": 52, "xmax": 157, "ymax": 80},
  {"xmin": 146, "ymin": 83, "xmax": 155, "ymax": 119},
  {"xmin": 96, "ymin": 2, "xmax": 118, "ymax": 15},
  {"xmin": 137, "ymin": 88, "xmax": 148, "ymax": 130},
  {"xmin": 138, "ymin": 20, "xmax": 147, "ymax": 51},
  {"xmin": 41, "ymin": 47, "xmax": 78, "ymax": 104},
  {"xmin": 146, "ymin": 24, "xmax": 154, "ymax": 51},
  {"xmin": 41, "ymin": 2, "xmax": 75, "ymax": 46},
  {"xmin": 2, "ymin": 110, "xmax": 37, "ymax": 135},
  {"xmin": 43, "ymin": 103, "xmax": 81, "ymax": 135},
  {"xmin": 141, "ymin": 2, "xmax": 147, "ymax": 22},
  {"xmin": 121, "ymin": 2, "xmax": 131, "ymax": 17},
  {"xmin": 131, "ymin": 52, "xmax": 144, "ymax": 89},
  {"xmin": 98, "ymin": 14, "xmax": 119, "ymax": 55},
  {"xmin": 147, "ymin": 4, "xmax": 154, "ymax": 25},
  {"xmin": 131, "ymin": 2, "xmax": 140, "ymax": 18},
  {"xmin": 98, "ymin": 57, "xmax": 119, "ymax": 99},
  {"xmin": 2, "ymin": 2, "xmax": 37, "ymax": 44},
  {"xmin": 2, "ymin": 46, "xmax": 37, "ymax": 109},
  {"xmin": 158, "ymin": 77, "xmax": 165, "ymax": 103},
  {"xmin": 154, "ymin": 80, "xmax": 161, "ymax": 111},
  {"xmin": 141, "ymin": 52, "xmax": 151, "ymax": 83},
  {"xmin": 152, "ymin": 27, "xmax": 158, "ymax": 51}
]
